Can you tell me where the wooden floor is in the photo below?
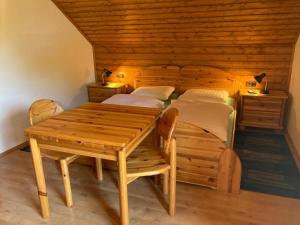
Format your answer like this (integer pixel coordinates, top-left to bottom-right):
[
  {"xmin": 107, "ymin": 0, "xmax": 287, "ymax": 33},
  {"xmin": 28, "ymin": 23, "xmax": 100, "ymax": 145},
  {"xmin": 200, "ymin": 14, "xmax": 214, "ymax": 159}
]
[{"xmin": 1, "ymin": 151, "xmax": 300, "ymax": 225}]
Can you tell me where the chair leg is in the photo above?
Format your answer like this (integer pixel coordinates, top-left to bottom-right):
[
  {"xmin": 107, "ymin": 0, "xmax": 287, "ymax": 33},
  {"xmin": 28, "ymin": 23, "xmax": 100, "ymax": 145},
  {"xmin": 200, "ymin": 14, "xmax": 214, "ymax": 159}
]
[
  {"xmin": 163, "ymin": 171, "xmax": 169, "ymax": 195},
  {"xmin": 60, "ymin": 159, "xmax": 73, "ymax": 208},
  {"xmin": 169, "ymin": 139, "xmax": 176, "ymax": 216},
  {"xmin": 95, "ymin": 158, "xmax": 103, "ymax": 182},
  {"xmin": 169, "ymin": 168, "xmax": 176, "ymax": 216}
]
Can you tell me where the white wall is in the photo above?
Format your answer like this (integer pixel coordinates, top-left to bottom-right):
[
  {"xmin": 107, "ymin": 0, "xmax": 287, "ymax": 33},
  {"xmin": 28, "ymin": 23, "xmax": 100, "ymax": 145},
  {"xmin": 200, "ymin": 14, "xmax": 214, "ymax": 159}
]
[
  {"xmin": 0, "ymin": 0, "xmax": 95, "ymax": 153},
  {"xmin": 287, "ymin": 35, "xmax": 300, "ymax": 155}
]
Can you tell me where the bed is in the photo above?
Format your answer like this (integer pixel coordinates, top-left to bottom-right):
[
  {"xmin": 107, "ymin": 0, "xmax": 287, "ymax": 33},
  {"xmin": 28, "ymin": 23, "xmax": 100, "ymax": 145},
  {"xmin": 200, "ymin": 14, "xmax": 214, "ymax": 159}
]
[{"xmin": 102, "ymin": 77, "xmax": 242, "ymax": 193}]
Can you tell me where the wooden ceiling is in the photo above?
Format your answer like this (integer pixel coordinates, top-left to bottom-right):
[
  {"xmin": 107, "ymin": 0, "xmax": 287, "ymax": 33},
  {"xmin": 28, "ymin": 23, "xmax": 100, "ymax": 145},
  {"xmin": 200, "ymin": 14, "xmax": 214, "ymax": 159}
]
[{"xmin": 52, "ymin": 0, "xmax": 300, "ymax": 90}]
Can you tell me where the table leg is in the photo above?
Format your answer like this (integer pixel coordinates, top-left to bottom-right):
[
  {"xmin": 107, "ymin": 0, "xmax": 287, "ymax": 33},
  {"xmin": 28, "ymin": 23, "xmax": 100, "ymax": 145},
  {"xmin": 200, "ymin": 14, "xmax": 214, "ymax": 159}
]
[
  {"xmin": 29, "ymin": 138, "xmax": 50, "ymax": 218},
  {"xmin": 95, "ymin": 158, "xmax": 103, "ymax": 182},
  {"xmin": 118, "ymin": 150, "xmax": 129, "ymax": 225}
]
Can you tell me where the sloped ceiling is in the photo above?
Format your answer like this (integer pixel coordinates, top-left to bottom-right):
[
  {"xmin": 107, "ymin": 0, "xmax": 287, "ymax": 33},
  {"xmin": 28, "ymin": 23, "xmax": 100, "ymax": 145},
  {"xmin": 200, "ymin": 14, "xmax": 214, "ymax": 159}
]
[{"xmin": 52, "ymin": 0, "xmax": 300, "ymax": 90}]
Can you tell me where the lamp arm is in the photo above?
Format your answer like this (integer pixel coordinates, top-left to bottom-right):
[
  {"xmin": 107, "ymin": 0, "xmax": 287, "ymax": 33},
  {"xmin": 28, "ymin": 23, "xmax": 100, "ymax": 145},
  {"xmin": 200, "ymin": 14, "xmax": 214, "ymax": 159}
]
[
  {"xmin": 264, "ymin": 78, "xmax": 269, "ymax": 94},
  {"xmin": 101, "ymin": 73, "xmax": 105, "ymax": 85}
]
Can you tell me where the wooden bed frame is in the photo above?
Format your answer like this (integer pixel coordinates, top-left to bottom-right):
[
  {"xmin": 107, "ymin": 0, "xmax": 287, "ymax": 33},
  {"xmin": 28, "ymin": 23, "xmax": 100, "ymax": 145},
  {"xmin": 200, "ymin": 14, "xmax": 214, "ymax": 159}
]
[{"xmin": 134, "ymin": 75, "xmax": 242, "ymax": 194}]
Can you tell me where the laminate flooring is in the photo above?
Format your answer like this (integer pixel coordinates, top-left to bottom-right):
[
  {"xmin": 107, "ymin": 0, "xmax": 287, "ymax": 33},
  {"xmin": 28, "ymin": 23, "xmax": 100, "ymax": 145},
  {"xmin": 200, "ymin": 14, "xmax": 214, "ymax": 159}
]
[{"xmin": 1, "ymin": 151, "xmax": 300, "ymax": 225}]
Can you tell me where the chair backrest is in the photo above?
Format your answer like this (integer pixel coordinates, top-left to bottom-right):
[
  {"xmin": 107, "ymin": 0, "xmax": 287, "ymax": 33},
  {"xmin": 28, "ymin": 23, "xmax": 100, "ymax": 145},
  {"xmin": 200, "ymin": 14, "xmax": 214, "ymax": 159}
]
[
  {"xmin": 157, "ymin": 108, "xmax": 179, "ymax": 152},
  {"xmin": 29, "ymin": 99, "xmax": 64, "ymax": 126}
]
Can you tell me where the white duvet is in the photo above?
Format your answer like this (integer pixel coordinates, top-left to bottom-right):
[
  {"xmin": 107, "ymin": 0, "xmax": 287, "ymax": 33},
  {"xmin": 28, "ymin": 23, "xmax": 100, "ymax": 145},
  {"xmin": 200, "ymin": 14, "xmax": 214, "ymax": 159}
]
[
  {"xmin": 102, "ymin": 94, "xmax": 233, "ymax": 141},
  {"xmin": 102, "ymin": 94, "xmax": 164, "ymax": 109},
  {"xmin": 170, "ymin": 100, "xmax": 233, "ymax": 141}
]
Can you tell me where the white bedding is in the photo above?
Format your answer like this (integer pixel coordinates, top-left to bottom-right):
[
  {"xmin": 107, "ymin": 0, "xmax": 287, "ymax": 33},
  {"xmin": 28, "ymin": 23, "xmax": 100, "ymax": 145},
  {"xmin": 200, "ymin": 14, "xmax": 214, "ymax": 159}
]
[
  {"xmin": 102, "ymin": 94, "xmax": 164, "ymax": 109},
  {"xmin": 131, "ymin": 86, "xmax": 175, "ymax": 100},
  {"xmin": 102, "ymin": 93, "xmax": 234, "ymax": 142},
  {"xmin": 170, "ymin": 100, "xmax": 233, "ymax": 141}
]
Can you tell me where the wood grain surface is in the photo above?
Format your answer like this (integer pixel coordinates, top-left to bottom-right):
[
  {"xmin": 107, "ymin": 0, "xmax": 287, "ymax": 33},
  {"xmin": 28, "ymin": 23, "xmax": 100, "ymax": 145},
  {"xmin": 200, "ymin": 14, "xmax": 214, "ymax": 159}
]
[
  {"xmin": 1, "ymin": 150, "xmax": 300, "ymax": 225},
  {"xmin": 51, "ymin": 0, "xmax": 300, "ymax": 91}
]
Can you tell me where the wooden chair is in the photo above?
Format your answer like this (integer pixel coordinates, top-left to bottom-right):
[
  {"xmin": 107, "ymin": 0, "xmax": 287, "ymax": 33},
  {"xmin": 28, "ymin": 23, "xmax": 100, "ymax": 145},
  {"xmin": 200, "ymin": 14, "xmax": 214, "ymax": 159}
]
[
  {"xmin": 29, "ymin": 99, "xmax": 103, "ymax": 208},
  {"xmin": 126, "ymin": 108, "xmax": 179, "ymax": 215}
]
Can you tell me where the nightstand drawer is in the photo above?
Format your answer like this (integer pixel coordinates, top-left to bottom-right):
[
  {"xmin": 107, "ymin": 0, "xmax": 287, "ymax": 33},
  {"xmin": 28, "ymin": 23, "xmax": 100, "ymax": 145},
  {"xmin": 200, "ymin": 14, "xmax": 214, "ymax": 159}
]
[
  {"xmin": 241, "ymin": 110, "xmax": 281, "ymax": 127},
  {"xmin": 88, "ymin": 87, "xmax": 117, "ymax": 97},
  {"xmin": 87, "ymin": 82, "xmax": 126, "ymax": 103},
  {"xmin": 89, "ymin": 96, "xmax": 108, "ymax": 103},
  {"xmin": 243, "ymin": 97, "xmax": 283, "ymax": 112}
]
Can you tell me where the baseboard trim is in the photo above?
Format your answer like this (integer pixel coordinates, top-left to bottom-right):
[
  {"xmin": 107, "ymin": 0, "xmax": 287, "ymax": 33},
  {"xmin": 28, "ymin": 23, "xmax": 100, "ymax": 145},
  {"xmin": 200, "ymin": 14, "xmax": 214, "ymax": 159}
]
[
  {"xmin": 285, "ymin": 133, "xmax": 300, "ymax": 172},
  {"xmin": 0, "ymin": 141, "xmax": 29, "ymax": 159}
]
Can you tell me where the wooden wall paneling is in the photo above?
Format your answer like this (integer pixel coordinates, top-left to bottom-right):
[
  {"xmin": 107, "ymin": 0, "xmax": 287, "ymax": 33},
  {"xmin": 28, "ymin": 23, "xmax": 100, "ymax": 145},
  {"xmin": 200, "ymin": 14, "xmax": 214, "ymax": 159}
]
[{"xmin": 52, "ymin": 0, "xmax": 300, "ymax": 92}]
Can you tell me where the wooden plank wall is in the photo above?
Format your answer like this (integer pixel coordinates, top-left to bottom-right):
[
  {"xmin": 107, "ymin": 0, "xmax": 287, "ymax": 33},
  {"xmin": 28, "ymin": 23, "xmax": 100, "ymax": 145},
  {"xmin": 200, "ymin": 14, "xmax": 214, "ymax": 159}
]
[{"xmin": 52, "ymin": 0, "xmax": 300, "ymax": 91}]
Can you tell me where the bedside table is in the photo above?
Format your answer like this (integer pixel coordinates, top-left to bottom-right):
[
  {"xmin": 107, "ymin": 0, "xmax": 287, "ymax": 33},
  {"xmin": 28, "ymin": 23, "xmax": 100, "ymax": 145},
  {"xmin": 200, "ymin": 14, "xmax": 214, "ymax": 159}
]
[
  {"xmin": 239, "ymin": 90, "xmax": 288, "ymax": 130},
  {"xmin": 87, "ymin": 82, "xmax": 126, "ymax": 103}
]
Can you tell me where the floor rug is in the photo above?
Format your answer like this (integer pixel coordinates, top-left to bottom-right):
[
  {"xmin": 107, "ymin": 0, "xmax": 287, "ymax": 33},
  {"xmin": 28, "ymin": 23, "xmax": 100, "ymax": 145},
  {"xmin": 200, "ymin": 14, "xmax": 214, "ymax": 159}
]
[{"xmin": 235, "ymin": 130, "xmax": 300, "ymax": 199}]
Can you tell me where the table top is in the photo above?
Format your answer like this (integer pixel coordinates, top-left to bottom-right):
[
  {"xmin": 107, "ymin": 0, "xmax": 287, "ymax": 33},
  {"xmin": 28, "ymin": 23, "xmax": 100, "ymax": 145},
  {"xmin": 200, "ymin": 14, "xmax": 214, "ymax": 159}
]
[
  {"xmin": 88, "ymin": 82, "xmax": 126, "ymax": 89},
  {"xmin": 240, "ymin": 90, "xmax": 288, "ymax": 99},
  {"xmin": 26, "ymin": 103, "xmax": 161, "ymax": 148}
]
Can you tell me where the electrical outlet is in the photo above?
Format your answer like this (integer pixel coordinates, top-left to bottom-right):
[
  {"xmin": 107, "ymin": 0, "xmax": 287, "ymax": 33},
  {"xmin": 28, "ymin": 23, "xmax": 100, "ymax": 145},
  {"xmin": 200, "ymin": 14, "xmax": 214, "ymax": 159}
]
[
  {"xmin": 246, "ymin": 81, "xmax": 256, "ymax": 87},
  {"xmin": 116, "ymin": 73, "xmax": 125, "ymax": 79}
]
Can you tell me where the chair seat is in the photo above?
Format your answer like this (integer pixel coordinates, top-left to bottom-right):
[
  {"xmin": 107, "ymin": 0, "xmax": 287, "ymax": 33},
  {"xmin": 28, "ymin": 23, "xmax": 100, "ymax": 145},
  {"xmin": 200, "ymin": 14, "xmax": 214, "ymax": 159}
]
[
  {"xmin": 41, "ymin": 149, "xmax": 79, "ymax": 163},
  {"xmin": 127, "ymin": 146, "xmax": 170, "ymax": 178}
]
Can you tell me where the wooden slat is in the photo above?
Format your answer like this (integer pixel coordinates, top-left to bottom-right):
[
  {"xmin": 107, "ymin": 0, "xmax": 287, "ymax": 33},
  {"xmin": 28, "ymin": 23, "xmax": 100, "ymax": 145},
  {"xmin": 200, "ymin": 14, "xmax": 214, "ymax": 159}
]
[
  {"xmin": 40, "ymin": 119, "xmax": 139, "ymax": 138},
  {"xmin": 58, "ymin": 1, "xmax": 300, "ymax": 14},
  {"xmin": 177, "ymin": 171, "xmax": 217, "ymax": 188},
  {"xmin": 51, "ymin": 0, "xmax": 300, "ymax": 91},
  {"xmin": 50, "ymin": 116, "xmax": 142, "ymax": 132},
  {"xmin": 38, "ymin": 141, "xmax": 118, "ymax": 161},
  {"xmin": 53, "ymin": 113, "xmax": 149, "ymax": 129},
  {"xmin": 69, "ymin": 108, "xmax": 156, "ymax": 121},
  {"xmin": 80, "ymin": 102, "xmax": 161, "ymax": 115}
]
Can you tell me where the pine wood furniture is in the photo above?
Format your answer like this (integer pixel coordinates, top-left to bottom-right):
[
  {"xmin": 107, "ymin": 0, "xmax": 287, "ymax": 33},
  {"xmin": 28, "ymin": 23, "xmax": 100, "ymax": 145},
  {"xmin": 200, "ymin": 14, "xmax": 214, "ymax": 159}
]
[
  {"xmin": 127, "ymin": 108, "xmax": 178, "ymax": 216},
  {"xmin": 26, "ymin": 103, "xmax": 161, "ymax": 225},
  {"xmin": 133, "ymin": 77, "xmax": 242, "ymax": 193},
  {"xmin": 239, "ymin": 90, "xmax": 288, "ymax": 130},
  {"xmin": 28, "ymin": 99, "xmax": 103, "ymax": 208},
  {"xmin": 87, "ymin": 82, "xmax": 126, "ymax": 102}
]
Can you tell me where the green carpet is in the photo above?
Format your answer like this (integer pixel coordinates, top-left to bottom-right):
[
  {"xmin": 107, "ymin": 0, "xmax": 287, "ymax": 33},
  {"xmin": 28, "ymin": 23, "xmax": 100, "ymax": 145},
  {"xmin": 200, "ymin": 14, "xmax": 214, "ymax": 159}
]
[{"xmin": 235, "ymin": 130, "xmax": 300, "ymax": 199}]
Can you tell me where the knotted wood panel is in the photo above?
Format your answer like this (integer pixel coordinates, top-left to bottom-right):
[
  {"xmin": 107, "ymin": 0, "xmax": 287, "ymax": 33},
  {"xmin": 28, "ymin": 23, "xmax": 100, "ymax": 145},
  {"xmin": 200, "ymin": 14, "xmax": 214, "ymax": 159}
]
[{"xmin": 52, "ymin": 0, "xmax": 300, "ymax": 90}]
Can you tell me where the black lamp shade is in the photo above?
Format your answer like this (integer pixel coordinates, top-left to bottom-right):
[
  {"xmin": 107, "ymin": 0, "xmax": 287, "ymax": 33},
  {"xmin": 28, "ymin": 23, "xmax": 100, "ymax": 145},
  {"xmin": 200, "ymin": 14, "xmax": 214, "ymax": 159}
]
[
  {"xmin": 101, "ymin": 68, "xmax": 112, "ymax": 85},
  {"xmin": 254, "ymin": 73, "xmax": 266, "ymax": 84},
  {"xmin": 102, "ymin": 68, "xmax": 112, "ymax": 77}
]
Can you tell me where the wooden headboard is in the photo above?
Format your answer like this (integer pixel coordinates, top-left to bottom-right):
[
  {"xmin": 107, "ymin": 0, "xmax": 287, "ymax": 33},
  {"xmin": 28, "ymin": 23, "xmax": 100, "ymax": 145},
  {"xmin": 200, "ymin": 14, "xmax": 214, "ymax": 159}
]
[
  {"xmin": 134, "ymin": 77, "xmax": 237, "ymax": 96},
  {"xmin": 134, "ymin": 67, "xmax": 238, "ymax": 97}
]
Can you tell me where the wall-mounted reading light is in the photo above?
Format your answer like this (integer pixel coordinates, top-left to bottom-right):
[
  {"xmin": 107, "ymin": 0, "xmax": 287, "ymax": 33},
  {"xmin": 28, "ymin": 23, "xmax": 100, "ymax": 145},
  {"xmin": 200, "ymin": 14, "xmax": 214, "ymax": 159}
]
[{"xmin": 101, "ymin": 68, "xmax": 112, "ymax": 86}]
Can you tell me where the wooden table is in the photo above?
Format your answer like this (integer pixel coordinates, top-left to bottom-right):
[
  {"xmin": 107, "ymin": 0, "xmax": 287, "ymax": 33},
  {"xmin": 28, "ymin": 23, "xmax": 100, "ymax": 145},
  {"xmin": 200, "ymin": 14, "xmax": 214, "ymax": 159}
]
[{"xmin": 25, "ymin": 102, "xmax": 161, "ymax": 225}]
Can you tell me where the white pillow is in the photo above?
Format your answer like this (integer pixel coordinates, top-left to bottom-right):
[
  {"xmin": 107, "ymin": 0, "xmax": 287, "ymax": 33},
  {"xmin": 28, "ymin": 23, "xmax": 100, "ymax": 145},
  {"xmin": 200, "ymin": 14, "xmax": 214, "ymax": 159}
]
[
  {"xmin": 178, "ymin": 89, "xmax": 229, "ymax": 104},
  {"xmin": 103, "ymin": 94, "xmax": 164, "ymax": 109},
  {"xmin": 131, "ymin": 86, "xmax": 175, "ymax": 101}
]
